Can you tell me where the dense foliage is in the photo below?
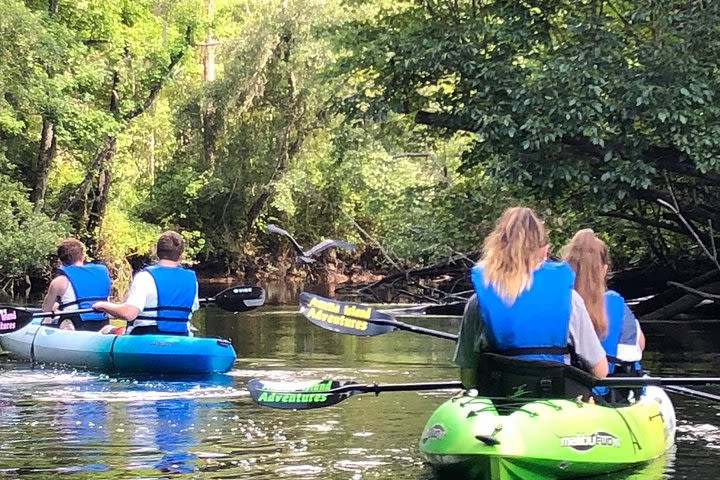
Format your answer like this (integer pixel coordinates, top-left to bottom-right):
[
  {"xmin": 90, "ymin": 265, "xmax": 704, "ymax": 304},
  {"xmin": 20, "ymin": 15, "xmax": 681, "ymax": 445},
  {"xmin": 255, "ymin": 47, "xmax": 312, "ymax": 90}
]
[
  {"xmin": 2, "ymin": 0, "xmax": 720, "ymax": 291},
  {"xmin": 332, "ymin": 0, "xmax": 720, "ymax": 266}
]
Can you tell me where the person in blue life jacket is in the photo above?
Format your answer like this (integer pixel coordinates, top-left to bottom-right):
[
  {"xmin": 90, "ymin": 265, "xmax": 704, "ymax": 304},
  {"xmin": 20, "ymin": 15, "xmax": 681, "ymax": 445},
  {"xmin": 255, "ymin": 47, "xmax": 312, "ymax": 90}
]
[
  {"xmin": 92, "ymin": 231, "xmax": 199, "ymax": 336},
  {"xmin": 41, "ymin": 238, "xmax": 112, "ymax": 332},
  {"xmin": 563, "ymin": 229, "xmax": 646, "ymax": 400},
  {"xmin": 453, "ymin": 207, "xmax": 609, "ymax": 392}
]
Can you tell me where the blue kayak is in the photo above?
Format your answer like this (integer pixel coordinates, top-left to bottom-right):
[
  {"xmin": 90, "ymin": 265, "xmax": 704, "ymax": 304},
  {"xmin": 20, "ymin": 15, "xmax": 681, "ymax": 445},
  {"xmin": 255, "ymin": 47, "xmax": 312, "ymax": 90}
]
[{"xmin": 0, "ymin": 320, "xmax": 236, "ymax": 374}]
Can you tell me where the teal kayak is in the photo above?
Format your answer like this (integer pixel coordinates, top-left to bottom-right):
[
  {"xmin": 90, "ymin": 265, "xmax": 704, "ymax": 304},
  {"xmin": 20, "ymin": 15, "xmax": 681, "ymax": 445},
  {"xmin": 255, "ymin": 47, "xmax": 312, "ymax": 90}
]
[
  {"xmin": 419, "ymin": 386, "xmax": 676, "ymax": 479},
  {"xmin": 0, "ymin": 320, "xmax": 236, "ymax": 374}
]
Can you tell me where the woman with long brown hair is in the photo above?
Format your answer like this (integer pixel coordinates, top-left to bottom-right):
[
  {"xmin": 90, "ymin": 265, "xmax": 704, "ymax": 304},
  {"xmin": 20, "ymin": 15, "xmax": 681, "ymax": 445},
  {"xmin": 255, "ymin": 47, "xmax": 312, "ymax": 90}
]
[
  {"xmin": 562, "ymin": 229, "xmax": 645, "ymax": 391},
  {"xmin": 454, "ymin": 207, "xmax": 608, "ymax": 388}
]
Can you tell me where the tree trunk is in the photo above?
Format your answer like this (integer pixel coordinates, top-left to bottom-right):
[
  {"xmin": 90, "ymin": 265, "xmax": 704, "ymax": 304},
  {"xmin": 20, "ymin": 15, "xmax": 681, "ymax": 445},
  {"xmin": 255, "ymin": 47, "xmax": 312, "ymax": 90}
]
[
  {"xmin": 202, "ymin": 0, "xmax": 217, "ymax": 168},
  {"xmin": 54, "ymin": 28, "xmax": 192, "ymax": 227},
  {"xmin": 83, "ymin": 146, "xmax": 116, "ymax": 254},
  {"xmin": 31, "ymin": 117, "xmax": 57, "ymax": 211},
  {"xmin": 32, "ymin": 0, "xmax": 60, "ymax": 212}
]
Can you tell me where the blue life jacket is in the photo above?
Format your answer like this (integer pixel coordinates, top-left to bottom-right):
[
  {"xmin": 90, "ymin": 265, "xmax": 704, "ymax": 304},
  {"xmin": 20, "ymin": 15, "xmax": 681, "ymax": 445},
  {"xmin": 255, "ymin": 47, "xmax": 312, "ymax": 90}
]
[
  {"xmin": 58, "ymin": 264, "xmax": 111, "ymax": 321},
  {"xmin": 601, "ymin": 290, "xmax": 626, "ymax": 369},
  {"xmin": 471, "ymin": 261, "xmax": 575, "ymax": 363},
  {"xmin": 592, "ymin": 290, "xmax": 626, "ymax": 396},
  {"xmin": 136, "ymin": 265, "xmax": 197, "ymax": 334},
  {"xmin": 595, "ymin": 290, "xmax": 645, "ymax": 399}
]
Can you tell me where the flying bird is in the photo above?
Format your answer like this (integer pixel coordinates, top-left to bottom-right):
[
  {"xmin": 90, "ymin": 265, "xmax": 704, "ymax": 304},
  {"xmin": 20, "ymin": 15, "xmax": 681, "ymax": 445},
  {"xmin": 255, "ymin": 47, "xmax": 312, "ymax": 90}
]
[{"xmin": 266, "ymin": 224, "xmax": 356, "ymax": 264}]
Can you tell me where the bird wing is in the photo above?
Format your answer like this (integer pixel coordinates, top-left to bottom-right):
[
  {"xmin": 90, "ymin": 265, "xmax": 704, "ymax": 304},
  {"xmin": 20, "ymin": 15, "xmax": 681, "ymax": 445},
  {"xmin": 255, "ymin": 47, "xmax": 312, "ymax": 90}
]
[
  {"xmin": 303, "ymin": 239, "xmax": 356, "ymax": 257},
  {"xmin": 266, "ymin": 224, "xmax": 305, "ymax": 255}
]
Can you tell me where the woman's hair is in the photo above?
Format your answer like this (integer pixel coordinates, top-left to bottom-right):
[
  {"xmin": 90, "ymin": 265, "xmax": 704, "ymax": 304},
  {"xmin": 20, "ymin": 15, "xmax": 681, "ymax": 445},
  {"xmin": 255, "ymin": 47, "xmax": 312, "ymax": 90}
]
[
  {"xmin": 481, "ymin": 207, "xmax": 548, "ymax": 304},
  {"xmin": 562, "ymin": 229, "xmax": 610, "ymax": 338}
]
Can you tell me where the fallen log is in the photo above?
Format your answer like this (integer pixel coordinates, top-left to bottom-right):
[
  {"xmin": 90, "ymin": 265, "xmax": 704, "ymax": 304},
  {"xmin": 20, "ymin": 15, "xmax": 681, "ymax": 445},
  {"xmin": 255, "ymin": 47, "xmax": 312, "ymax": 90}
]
[
  {"xmin": 641, "ymin": 281, "xmax": 720, "ymax": 320},
  {"xmin": 632, "ymin": 269, "xmax": 720, "ymax": 316}
]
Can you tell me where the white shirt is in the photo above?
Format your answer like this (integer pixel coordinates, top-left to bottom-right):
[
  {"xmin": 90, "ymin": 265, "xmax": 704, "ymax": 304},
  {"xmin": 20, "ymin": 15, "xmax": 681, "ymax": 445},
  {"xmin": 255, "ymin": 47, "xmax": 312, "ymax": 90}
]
[
  {"xmin": 125, "ymin": 271, "xmax": 200, "ymax": 332},
  {"xmin": 59, "ymin": 282, "xmax": 78, "ymax": 311},
  {"xmin": 567, "ymin": 290, "xmax": 607, "ymax": 368}
]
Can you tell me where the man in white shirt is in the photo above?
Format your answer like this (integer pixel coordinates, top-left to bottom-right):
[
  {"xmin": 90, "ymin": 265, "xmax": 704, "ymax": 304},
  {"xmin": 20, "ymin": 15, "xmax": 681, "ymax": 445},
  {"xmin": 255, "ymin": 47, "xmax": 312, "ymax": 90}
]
[{"xmin": 93, "ymin": 231, "xmax": 199, "ymax": 335}]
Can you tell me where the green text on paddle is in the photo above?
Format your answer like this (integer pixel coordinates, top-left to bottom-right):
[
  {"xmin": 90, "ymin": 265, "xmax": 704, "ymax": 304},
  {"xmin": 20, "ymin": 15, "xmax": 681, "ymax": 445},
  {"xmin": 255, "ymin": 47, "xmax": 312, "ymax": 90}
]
[{"xmin": 257, "ymin": 380, "xmax": 334, "ymax": 403}]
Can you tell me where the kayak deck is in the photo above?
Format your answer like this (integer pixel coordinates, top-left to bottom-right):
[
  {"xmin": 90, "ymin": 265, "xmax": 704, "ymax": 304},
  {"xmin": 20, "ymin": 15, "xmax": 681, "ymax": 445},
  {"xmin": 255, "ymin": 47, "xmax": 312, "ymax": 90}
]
[
  {"xmin": 420, "ymin": 386, "xmax": 676, "ymax": 480},
  {"xmin": 0, "ymin": 322, "xmax": 236, "ymax": 374}
]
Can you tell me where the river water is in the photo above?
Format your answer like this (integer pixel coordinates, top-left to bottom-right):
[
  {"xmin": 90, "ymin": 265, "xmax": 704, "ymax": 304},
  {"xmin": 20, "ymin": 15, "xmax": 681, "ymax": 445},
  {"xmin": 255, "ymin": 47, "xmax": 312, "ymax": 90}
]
[{"xmin": 0, "ymin": 303, "xmax": 719, "ymax": 478}]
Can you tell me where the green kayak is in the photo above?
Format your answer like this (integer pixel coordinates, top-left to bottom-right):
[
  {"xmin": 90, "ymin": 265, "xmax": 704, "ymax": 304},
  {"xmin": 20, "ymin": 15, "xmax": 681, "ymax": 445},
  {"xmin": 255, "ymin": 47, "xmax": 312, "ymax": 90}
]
[{"xmin": 419, "ymin": 386, "xmax": 676, "ymax": 480}]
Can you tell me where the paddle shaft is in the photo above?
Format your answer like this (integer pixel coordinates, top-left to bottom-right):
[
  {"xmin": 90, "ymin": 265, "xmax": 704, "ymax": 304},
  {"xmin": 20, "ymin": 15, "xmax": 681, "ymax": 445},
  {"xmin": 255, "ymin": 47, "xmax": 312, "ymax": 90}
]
[
  {"xmin": 597, "ymin": 377, "xmax": 720, "ymax": 387},
  {"xmin": 342, "ymin": 381, "xmax": 463, "ymax": 395},
  {"xmin": 361, "ymin": 317, "xmax": 459, "ymax": 341},
  {"xmin": 665, "ymin": 385, "xmax": 720, "ymax": 402},
  {"xmin": 26, "ymin": 296, "xmax": 215, "ymax": 319}
]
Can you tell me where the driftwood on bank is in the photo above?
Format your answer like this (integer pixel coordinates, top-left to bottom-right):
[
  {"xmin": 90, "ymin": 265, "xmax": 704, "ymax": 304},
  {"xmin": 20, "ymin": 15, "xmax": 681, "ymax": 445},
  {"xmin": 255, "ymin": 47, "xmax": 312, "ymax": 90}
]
[
  {"xmin": 636, "ymin": 184, "xmax": 720, "ymax": 320},
  {"xmin": 632, "ymin": 269, "xmax": 720, "ymax": 316},
  {"xmin": 641, "ymin": 281, "xmax": 720, "ymax": 320},
  {"xmin": 338, "ymin": 251, "xmax": 479, "ymax": 305}
]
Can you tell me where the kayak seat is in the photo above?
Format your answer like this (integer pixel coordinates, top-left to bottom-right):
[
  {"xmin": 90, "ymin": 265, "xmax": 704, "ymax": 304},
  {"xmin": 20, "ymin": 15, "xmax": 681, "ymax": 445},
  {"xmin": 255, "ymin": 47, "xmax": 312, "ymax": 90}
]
[
  {"xmin": 602, "ymin": 360, "xmax": 645, "ymax": 405},
  {"xmin": 473, "ymin": 353, "xmax": 598, "ymax": 406}
]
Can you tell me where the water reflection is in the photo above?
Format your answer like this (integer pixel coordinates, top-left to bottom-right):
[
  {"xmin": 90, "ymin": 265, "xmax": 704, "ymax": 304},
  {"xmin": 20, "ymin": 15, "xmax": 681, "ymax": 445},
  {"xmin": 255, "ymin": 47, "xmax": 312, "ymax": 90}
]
[
  {"xmin": 58, "ymin": 401, "xmax": 110, "ymax": 473},
  {"xmin": 128, "ymin": 399, "xmax": 197, "ymax": 474}
]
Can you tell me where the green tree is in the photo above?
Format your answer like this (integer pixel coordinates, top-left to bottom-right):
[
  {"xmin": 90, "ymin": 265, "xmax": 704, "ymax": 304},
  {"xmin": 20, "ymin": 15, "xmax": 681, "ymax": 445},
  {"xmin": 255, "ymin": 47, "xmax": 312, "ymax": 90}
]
[{"xmin": 331, "ymin": 0, "xmax": 720, "ymax": 266}]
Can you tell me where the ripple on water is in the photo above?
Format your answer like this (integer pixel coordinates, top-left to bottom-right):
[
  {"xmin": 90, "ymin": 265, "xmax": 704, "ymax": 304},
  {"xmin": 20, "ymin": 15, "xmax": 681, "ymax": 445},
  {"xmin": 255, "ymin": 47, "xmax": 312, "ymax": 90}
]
[
  {"xmin": 33, "ymin": 386, "xmax": 246, "ymax": 403},
  {"xmin": 677, "ymin": 421, "xmax": 720, "ymax": 448},
  {"xmin": 0, "ymin": 369, "xmax": 98, "ymax": 386}
]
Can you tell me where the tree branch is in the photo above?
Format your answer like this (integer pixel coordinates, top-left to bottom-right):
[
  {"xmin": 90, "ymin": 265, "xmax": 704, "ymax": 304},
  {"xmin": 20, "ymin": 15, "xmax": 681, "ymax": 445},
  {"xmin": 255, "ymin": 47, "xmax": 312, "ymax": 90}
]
[
  {"xmin": 414, "ymin": 110, "xmax": 476, "ymax": 132},
  {"xmin": 600, "ymin": 211, "xmax": 696, "ymax": 238},
  {"xmin": 667, "ymin": 281, "xmax": 720, "ymax": 301},
  {"xmin": 123, "ymin": 27, "xmax": 192, "ymax": 121}
]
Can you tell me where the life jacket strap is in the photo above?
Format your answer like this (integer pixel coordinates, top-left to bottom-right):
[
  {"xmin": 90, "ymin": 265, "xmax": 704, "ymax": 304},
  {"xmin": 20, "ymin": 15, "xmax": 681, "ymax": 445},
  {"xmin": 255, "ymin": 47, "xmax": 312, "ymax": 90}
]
[
  {"xmin": 133, "ymin": 316, "xmax": 190, "ymax": 322},
  {"xmin": 496, "ymin": 346, "xmax": 569, "ymax": 357},
  {"xmin": 58, "ymin": 296, "xmax": 109, "ymax": 309},
  {"xmin": 141, "ymin": 306, "xmax": 193, "ymax": 313},
  {"xmin": 133, "ymin": 306, "xmax": 193, "ymax": 325},
  {"xmin": 606, "ymin": 355, "xmax": 622, "ymax": 364}
]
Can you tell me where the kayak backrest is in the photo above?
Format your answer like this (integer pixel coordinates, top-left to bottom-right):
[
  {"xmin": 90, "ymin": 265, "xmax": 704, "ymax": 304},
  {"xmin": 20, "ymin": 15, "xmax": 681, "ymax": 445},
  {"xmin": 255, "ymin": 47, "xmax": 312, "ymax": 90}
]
[{"xmin": 473, "ymin": 353, "xmax": 596, "ymax": 404}]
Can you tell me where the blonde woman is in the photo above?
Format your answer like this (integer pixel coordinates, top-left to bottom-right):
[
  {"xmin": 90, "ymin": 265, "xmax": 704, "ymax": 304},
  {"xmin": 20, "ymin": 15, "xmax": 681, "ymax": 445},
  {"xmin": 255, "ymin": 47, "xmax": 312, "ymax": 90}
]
[
  {"xmin": 454, "ymin": 207, "xmax": 608, "ymax": 388},
  {"xmin": 563, "ymin": 229, "xmax": 645, "ymax": 396}
]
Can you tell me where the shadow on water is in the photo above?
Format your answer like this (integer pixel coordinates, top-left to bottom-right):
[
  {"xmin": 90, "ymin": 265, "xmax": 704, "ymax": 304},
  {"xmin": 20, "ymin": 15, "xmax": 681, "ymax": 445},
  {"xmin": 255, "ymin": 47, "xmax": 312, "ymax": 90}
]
[{"xmin": 0, "ymin": 302, "xmax": 719, "ymax": 478}]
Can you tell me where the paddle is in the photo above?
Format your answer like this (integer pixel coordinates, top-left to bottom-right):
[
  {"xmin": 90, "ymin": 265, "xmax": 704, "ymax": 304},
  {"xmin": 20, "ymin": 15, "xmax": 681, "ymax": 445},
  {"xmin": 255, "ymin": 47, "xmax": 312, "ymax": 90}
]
[
  {"xmin": 665, "ymin": 385, "xmax": 720, "ymax": 402},
  {"xmin": 0, "ymin": 284, "xmax": 266, "ymax": 334},
  {"xmin": 247, "ymin": 378, "xmax": 463, "ymax": 410},
  {"xmin": 299, "ymin": 292, "xmax": 458, "ymax": 341},
  {"xmin": 297, "ymin": 293, "xmax": 720, "ymax": 403},
  {"xmin": 248, "ymin": 375, "xmax": 720, "ymax": 410}
]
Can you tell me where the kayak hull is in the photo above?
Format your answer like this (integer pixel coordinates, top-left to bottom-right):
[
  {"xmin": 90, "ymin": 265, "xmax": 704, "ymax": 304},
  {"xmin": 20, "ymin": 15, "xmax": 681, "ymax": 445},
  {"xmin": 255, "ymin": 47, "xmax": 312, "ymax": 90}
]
[
  {"xmin": 420, "ymin": 386, "xmax": 675, "ymax": 480},
  {"xmin": 0, "ymin": 322, "xmax": 236, "ymax": 374}
]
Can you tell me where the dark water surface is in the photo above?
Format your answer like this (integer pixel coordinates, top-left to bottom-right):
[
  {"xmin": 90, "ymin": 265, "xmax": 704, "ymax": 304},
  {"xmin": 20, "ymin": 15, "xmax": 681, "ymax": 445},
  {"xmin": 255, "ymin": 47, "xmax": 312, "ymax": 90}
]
[{"xmin": 1, "ymin": 306, "xmax": 719, "ymax": 479}]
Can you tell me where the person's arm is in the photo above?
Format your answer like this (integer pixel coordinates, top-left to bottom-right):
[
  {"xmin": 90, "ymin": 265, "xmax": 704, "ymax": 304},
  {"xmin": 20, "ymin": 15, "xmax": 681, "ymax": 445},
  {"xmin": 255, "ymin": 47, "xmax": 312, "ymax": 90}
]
[
  {"xmin": 91, "ymin": 302, "xmax": 140, "ymax": 321},
  {"xmin": 568, "ymin": 291, "xmax": 609, "ymax": 378},
  {"xmin": 41, "ymin": 276, "xmax": 68, "ymax": 312},
  {"xmin": 92, "ymin": 272, "xmax": 148, "ymax": 321},
  {"xmin": 637, "ymin": 322, "xmax": 646, "ymax": 351},
  {"xmin": 191, "ymin": 281, "xmax": 200, "ymax": 312}
]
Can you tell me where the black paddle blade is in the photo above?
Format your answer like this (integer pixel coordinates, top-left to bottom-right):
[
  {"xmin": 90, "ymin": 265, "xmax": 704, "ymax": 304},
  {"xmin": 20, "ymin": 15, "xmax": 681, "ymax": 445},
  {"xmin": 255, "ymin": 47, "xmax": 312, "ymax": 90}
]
[
  {"xmin": 299, "ymin": 292, "xmax": 396, "ymax": 336},
  {"xmin": 248, "ymin": 378, "xmax": 356, "ymax": 410},
  {"xmin": 213, "ymin": 286, "xmax": 266, "ymax": 312},
  {"xmin": 0, "ymin": 307, "xmax": 35, "ymax": 334}
]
